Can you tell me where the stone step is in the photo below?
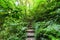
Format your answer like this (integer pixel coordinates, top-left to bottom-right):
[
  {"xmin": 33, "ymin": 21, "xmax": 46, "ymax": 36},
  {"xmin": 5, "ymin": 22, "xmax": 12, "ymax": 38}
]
[
  {"xmin": 26, "ymin": 31, "xmax": 35, "ymax": 33},
  {"xmin": 26, "ymin": 38, "xmax": 35, "ymax": 40},
  {"xmin": 27, "ymin": 32, "xmax": 35, "ymax": 37},
  {"xmin": 26, "ymin": 29, "xmax": 34, "ymax": 32},
  {"xmin": 26, "ymin": 29, "xmax": 35, "ymax": 33}
]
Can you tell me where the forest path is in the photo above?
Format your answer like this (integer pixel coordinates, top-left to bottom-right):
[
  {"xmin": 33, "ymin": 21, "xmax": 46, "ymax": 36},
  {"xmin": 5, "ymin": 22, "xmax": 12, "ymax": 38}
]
[{"xmin": 26, "ymin": 25, "xmax": 35, "ymax": 40}]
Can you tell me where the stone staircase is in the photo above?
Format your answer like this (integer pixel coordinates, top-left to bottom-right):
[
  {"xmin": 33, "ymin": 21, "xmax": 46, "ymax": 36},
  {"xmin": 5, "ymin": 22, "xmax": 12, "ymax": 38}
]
[{"xmin": 26, "ymin": 27, "xmax": 35, "ymax": 40}]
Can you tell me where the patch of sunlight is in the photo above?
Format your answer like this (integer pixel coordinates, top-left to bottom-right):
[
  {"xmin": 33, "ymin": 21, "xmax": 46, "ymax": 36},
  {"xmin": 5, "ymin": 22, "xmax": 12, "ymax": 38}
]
[{"xmin": 15, "ymin": 0, "xmax": 20, "ymax": 6}]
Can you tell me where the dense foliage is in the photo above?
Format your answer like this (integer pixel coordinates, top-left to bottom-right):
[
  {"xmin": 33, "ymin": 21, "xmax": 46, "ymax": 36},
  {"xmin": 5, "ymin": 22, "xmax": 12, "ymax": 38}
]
[
  {"xmin": 32, "ymin": 0, "xmax": 60, "ymax": 40},
  {"xmin": 0, "ymin": 0, "xmax": 60, "ymax": 40}
]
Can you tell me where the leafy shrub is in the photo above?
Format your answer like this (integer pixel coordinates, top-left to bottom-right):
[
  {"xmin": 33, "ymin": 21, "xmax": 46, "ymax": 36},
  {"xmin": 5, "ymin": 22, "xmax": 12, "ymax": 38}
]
[
  {"xmin": 0, "ymin": 17, "xmax": 28, "ymax": 40},
  {"xmin": 33, "ymin": 21, "xmax": 60, "ymax": 40}
]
